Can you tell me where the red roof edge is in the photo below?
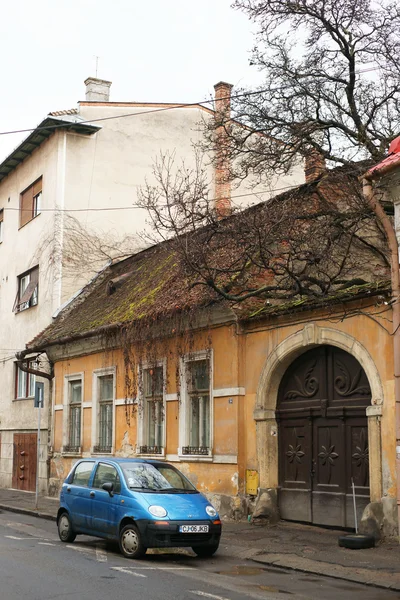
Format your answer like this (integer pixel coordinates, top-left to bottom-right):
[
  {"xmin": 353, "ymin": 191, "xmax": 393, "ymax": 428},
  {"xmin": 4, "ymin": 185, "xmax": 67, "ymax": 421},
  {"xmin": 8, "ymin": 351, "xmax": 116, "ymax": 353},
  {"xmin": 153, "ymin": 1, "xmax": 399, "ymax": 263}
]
[{"xmin": 366, "ymin": 135, "xmax": 400, "ymax": 179}]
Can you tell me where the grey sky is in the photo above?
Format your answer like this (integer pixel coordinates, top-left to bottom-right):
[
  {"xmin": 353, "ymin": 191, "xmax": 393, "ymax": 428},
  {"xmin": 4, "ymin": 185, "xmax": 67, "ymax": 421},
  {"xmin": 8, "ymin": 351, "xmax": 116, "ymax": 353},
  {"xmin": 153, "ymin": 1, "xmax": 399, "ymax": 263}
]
[{"xmin": 0, "ymin": 0, "xmax": 260, "ymax": 162}]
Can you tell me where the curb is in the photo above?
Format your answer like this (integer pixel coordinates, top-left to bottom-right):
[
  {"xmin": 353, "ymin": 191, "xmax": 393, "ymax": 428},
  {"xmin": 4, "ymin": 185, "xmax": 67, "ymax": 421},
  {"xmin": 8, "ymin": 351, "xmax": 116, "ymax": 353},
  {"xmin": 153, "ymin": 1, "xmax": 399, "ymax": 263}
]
[
  {"xmin": 0, "ymin": 503, "xmax": 56, "ymax": 522},
  {"xmin": 249, "ymin": 554, "xmax": 400, "ymax": 592}
]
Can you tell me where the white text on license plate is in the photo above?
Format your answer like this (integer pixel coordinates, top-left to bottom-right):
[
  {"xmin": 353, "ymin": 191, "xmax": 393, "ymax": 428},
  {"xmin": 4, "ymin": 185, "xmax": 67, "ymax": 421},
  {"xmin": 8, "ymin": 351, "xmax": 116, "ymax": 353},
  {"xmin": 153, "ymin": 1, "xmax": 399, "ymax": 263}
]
[{"xmin": 179, "ymin": 525, "xmax": 209, "ymax": 533}]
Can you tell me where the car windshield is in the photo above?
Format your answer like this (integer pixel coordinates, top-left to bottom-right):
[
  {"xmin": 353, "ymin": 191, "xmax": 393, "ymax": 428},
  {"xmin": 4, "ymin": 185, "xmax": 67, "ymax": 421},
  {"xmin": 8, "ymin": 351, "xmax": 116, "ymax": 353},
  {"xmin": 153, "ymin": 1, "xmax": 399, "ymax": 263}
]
[{"xmin": 120, "ymin": 462, "xmax": 197, "ymax": 493}]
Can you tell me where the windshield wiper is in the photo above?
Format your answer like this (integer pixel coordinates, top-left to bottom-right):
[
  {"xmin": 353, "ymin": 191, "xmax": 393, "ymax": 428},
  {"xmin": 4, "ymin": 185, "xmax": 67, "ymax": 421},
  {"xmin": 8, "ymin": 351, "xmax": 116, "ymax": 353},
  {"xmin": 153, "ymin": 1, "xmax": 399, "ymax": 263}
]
[{"xmin": 158, "ymin": 488, "xmax": 197, "ymax": 494}]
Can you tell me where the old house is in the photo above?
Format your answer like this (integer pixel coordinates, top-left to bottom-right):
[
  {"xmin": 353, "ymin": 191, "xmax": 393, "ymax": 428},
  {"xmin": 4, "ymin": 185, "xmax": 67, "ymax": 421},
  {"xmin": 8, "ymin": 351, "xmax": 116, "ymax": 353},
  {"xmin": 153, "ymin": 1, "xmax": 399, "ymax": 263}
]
[
  {"xmin": 22, "ymin": 164, "xmax": 398, "ymax": 536},
  {"xmin": 0, "ymin": 76, "xmax": 304, "ymax": 494}
]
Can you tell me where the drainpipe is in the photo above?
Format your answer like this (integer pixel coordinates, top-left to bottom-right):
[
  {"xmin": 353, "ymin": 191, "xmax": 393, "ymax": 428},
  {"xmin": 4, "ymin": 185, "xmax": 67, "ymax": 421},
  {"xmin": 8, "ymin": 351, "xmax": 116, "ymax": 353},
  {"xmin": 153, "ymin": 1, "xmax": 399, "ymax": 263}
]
[{"xmin": 362, "ymin": 177, "xmax": 400, "ymax": 536}]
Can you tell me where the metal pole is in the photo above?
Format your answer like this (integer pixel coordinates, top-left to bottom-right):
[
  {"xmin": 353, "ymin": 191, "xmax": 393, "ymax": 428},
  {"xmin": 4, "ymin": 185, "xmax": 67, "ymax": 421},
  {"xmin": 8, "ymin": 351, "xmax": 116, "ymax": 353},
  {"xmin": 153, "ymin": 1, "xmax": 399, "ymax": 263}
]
[
  {"xmin": 35, "ymin": 396, "xmax": 41, "ymax": 510},
  {"xmin": 352, "ymin": 477, "xmax": 358, "ymax": 534}
]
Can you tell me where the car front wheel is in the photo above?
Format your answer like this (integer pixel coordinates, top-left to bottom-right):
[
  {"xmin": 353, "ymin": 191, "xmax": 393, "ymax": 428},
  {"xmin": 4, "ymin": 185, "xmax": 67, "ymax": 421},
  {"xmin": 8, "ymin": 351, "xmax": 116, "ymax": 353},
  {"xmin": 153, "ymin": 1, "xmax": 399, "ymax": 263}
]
[
  {"xmin": 192, "ymin": 542, "xmax": 219, "ymax": 558},
  {"xmin": 58, "ymin": 512, "xmax": 76, "ymax": 543},
  {"xmin": 119, "ymin": 524, "xmax": 147, "ymax": 559}
]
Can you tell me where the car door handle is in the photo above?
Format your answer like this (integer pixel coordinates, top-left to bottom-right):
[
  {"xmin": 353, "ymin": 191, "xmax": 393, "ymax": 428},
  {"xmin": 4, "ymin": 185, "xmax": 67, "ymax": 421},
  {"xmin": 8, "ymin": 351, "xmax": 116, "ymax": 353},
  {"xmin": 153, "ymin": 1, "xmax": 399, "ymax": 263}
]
[
  {"xmin": 90, "ymin": 491, "xmax": 95, "ymax": 498},
  {"xmin": 66, "ymin": 487, "xmax": 71, "ymax": 493}
]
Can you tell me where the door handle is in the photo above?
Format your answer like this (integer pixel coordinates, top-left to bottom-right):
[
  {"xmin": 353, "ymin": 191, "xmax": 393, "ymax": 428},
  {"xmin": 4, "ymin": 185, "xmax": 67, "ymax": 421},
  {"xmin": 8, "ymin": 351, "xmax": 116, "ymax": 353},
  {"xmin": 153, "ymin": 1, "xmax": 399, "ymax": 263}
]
[
  {"xmin": 90, "ymin": 491, "xmax": 95, "ymax": 498},
  {"xmin": 66, "ymin": 487, "xmax": 71, "ymax": 493}
]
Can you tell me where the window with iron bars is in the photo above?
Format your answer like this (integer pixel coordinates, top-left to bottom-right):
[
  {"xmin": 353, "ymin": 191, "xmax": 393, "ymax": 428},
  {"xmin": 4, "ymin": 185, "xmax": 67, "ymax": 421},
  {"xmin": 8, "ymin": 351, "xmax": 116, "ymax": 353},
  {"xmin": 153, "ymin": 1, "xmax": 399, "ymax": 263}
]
[
  {"xmin": 139, "ymin": 366, "xmax": 164, "ymax": 454},
  {"xmin": 66, "ymin": 379, "xmax": 82, "ymax": 453},
  {"xmin": 182, "ymin": 358, "xmax": 210, "ymax": 455},
  {"xmin": 95, "ymin": 374, "xmax": 113, "ymax": 453}
]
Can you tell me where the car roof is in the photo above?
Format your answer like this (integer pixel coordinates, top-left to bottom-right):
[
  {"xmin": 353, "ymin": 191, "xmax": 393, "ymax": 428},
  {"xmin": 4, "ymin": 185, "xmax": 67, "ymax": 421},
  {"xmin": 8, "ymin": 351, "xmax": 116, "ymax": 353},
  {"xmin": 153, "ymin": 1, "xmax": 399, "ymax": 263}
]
[{"xmin": 78, "ymin": 457, "xmax": 166, "ymax": 466}]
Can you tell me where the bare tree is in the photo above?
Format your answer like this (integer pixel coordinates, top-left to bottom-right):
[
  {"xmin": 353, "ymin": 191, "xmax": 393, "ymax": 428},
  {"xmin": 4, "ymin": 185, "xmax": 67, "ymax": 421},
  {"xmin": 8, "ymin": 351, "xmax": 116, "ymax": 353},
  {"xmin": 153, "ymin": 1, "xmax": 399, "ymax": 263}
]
[
  {"xmin": 35, "ymin": 212, "xmax": 143, "ymax": 287},
  {"xmin": 137, "ymin": 155, "xmax": 389, "ymax": 303},
  {"xmin": 202, "ymin": 0, "xmax": 400, "ymax": 182}
]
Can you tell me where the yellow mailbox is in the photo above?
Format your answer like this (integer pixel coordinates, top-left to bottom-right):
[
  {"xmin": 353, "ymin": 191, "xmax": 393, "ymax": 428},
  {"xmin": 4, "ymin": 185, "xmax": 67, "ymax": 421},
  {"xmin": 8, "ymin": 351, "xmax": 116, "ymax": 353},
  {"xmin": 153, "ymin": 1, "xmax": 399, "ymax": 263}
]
[{"xmin": 245, "ymin": 469, "xmax": 259, "ymax": 495}]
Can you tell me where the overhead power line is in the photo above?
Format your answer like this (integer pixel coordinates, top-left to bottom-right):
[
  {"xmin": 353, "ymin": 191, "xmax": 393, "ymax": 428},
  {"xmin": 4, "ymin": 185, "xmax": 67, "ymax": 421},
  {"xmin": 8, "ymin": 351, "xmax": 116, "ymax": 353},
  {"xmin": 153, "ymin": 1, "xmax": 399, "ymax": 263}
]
[
  {"xmin": 0, "ymin": 65, "xmax": 380, "ymax": 138},
  {"xmin": 3, "ymin": 181, "xmax": 303, "ymax": 214}
]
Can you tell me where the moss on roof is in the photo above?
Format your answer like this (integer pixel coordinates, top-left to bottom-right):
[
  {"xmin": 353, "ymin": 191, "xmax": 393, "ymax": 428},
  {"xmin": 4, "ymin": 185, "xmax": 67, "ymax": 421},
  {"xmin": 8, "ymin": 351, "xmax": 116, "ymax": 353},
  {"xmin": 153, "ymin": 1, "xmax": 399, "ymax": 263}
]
[
  {"xmin": 28, "ymin": 162, "xmax": 390, "ymax": 351},
  {"xmin": 29, "ymin": 241, "xmax": 216, "ymax": 350},
  {"xmin": 238, "ymin": 280, "xmax": 391, "ymax": 321}
]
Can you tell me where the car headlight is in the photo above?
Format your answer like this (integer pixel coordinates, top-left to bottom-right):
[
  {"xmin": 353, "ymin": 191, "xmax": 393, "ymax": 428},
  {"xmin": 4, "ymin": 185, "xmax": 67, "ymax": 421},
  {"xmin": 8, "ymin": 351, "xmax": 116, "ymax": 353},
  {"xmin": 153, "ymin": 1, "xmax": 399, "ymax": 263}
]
[
  {"xmin": 148, "ymin": 505, "xmax": 167, "ymax": 518},
  {"xmin": 206, "ymin": 505, "xmax": 217, "ymax": 518}
]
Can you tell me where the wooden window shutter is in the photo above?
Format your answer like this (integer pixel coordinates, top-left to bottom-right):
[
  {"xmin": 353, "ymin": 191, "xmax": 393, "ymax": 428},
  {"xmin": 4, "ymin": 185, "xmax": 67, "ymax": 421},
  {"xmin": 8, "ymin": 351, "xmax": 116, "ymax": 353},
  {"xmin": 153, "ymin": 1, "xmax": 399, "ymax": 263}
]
[
  {"xmin": 17, "ymin": 268, "xmax": 39, "ymax": 307},
  {"xmin": 32, "ymin": 178, "xmax": 42, "ymax": 196},
  {"xmin": 20, "ymin": 187, "xmax": 34, "ymax": 227},
  {"xmin": 12, "ymin": 290, "xmax": 19, "ymax": 312}
]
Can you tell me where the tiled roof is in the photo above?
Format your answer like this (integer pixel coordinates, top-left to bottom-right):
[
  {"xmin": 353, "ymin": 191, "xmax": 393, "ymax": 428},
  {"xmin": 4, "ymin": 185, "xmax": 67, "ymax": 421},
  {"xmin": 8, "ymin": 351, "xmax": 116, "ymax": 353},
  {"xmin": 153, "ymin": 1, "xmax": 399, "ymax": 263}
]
[
  {"xmin": 27, "ymin": 162, "xmax": 388, "ymax": 351},
  {"xmin": 48, "ymin": 108, "xmax": 78, "ymax": 117},
  {"xmin": 28, "ymin": 241, "xmax": 218, "ymax": 350}
]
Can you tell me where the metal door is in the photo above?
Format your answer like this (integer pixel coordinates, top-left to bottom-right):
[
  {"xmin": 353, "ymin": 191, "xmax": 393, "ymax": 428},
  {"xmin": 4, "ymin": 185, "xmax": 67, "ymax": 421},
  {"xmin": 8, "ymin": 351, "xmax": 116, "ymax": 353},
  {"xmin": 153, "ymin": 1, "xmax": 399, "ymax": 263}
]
[
  {"xmin": 12, "ymin": 433, "xmax": 37, "ymax": 492},
  {"xmin": 277, "ymin": 346, "xmax": 370, "ymax": 527}
]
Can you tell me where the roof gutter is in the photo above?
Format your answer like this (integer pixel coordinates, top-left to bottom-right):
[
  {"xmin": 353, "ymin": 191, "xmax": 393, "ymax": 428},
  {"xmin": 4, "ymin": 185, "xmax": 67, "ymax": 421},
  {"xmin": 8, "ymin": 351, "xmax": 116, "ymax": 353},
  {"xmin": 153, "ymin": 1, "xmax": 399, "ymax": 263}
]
[
  {"xmin": 364, "ymin": 157, "xmax": 400, "ymax": 181},
  {"xmin": 26, "ymin": 322, "xmax": 122, "ymax": 354}
]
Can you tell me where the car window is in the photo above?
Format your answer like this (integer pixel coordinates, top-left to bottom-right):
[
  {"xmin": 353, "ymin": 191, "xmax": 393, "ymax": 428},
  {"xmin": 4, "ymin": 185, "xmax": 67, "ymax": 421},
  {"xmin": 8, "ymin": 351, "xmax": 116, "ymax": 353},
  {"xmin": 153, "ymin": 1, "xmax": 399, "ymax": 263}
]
[
  {"xmin": 157, "ymin": 465, "xmax": 195, "ymax": 490},
  {"xmin": 120, "ymin": 462, "xmax": 196, "ymax": 492},
  {"xmin": 71, "ymin": 461, "xmax": 95, "ymax": 487},
  {"xmin": 93, "ymin": 463, "xmax": 121, "ymax": 494}
]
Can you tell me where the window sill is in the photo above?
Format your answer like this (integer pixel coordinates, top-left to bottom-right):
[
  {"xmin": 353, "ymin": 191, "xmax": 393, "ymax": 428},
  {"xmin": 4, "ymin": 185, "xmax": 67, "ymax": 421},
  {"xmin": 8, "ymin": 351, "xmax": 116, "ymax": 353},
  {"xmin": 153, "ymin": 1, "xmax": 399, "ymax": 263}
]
[
  {"xmin": 178, "ymin": 454, "xmax": 213, "ymax": 462},
  {"xmin": 137, "ymin": 452, "xmax": 166, "ymax": 460},
  {"xmin": 62, "ymin": 451, "xmax": 82, "ymax": 458},
  {"xmin": 91, "ymin": 448, "xmax": 114, "ymax": 455},
  {"xmin": 18, "ymin": 212, "xmax": 41, "ymax": 231},
  {"xmin": 13, "ymin": 396, "xmax": 34, "ymax": 402}
]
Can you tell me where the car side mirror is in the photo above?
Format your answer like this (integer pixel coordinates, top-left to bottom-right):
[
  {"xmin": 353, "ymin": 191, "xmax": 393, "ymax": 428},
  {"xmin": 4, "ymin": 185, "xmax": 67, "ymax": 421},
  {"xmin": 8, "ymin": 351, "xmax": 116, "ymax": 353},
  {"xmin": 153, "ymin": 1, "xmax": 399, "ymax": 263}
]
[{"xmin": 101, "ymin": 481, "xmax": 114, "ymax": 496}]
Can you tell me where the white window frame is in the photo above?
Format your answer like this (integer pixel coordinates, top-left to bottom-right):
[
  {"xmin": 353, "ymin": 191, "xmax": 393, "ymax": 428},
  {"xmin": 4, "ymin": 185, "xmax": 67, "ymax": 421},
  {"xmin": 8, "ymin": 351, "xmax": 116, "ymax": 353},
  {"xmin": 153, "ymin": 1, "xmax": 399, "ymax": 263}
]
[
  {"xmin": 62, "ymin": 373, "xmax": 84, "ymax": 455},
  {"xmin": 33, "ymin": 190, "xmax": 42, "ymax": 217},
  {"xmin": 16, "ymin": 266, "xmax": 39, "ymax": 312},
  {"xmin": 15, "ymin": 362, "xmax": 36, "ymax": 400},
  {"xmin": 91, "ymin": 367, "xmax": 116, "ymax": 454},
  {"xmin": 137, "ymin": 359, "xmax": 166, "ymax": 457},
  {"xmin": 178, "ymin": 350, "xmax": 213, "ymax": 460}
]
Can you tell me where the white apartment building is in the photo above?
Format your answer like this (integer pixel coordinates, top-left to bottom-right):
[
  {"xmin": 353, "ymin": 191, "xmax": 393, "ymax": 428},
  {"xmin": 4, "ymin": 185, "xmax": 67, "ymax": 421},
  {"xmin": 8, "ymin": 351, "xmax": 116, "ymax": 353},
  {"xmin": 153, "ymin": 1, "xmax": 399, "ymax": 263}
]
[{"xmin": 0, "ymin": 77, "xmax": 305, "ymax": 494}]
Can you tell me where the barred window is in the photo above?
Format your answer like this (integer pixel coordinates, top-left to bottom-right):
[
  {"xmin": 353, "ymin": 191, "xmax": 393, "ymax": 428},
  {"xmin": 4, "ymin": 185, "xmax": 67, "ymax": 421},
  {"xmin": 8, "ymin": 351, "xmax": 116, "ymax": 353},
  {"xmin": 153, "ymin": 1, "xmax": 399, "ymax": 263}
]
[
  {"xmin": 140, "ymin": 366, "xmax": 164, "ymax": 454},
  {"xmin": 68, "ymin": 380, "xmax": 82, "ymax": 452},
  {"xmin": 97, "ymin": 374, "xmax": 113, "ymax": 453},
  {"xmin": 182, "ymin": 358, "xmax": 210, "ymax": 455}
]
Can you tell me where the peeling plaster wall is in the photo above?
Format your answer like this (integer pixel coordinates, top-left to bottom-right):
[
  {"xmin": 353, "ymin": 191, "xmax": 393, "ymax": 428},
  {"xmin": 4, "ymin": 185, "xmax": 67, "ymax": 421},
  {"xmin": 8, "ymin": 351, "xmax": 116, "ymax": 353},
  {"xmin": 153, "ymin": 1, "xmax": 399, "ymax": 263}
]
[{"xmin": 47, "ymin": 303, "xmax": 394, "ymax": 524}]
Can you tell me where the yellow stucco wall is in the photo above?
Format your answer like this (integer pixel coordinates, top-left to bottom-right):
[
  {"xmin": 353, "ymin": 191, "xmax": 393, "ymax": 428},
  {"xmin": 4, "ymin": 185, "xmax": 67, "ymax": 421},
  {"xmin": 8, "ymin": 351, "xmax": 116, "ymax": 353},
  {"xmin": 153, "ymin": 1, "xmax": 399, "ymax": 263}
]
[{"xmin": 50, "ymin": 302, "xmax": 396, "ymax": 505}]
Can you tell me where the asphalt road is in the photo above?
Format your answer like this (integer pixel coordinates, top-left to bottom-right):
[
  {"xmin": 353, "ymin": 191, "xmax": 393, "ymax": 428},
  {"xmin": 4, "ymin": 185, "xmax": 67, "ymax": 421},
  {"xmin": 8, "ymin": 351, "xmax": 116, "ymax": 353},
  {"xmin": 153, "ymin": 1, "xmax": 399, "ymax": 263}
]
[{"xmin": 0, "ymin": 509, "xmax": 398, "ymax": 600}]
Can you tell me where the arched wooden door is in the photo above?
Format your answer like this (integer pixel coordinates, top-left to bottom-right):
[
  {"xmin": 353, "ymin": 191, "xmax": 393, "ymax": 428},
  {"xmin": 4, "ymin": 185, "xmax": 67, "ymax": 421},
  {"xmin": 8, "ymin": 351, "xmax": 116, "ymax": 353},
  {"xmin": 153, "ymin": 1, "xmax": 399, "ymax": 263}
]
[{"xmin": 277, "ymin": 346, "xmax": 370, "ymax": 527}]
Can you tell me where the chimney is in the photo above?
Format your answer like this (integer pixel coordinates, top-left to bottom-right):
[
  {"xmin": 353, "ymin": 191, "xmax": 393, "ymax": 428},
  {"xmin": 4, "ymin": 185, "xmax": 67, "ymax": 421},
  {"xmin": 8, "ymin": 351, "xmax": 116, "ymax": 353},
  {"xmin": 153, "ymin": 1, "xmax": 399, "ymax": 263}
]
[
  {"xmin": 305, "ymin": 148, "xmax": 326, "ymax": 183},
  {"xmin": 84, "ymin": 77, "xmax": 112, "ymax": 102},
  {"xmin": 214, "ymin": 81, "xmax": 233, "ymax": 217}
]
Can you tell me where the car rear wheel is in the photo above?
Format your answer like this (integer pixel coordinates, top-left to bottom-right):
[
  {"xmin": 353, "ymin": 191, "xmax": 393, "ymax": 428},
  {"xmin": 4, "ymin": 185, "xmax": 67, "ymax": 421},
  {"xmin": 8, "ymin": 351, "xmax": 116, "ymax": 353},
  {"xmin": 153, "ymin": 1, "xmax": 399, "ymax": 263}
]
[
  {"xmin": 58, "ymin": 512, "xmax": 76, "ymax": 543},
  {"xmin": 119, "ymin": 524, "xmax": 147, "ymax": 559},
  {"xmin": 192, "ymin": 542, "xmax": 219, "ymax": 558}
]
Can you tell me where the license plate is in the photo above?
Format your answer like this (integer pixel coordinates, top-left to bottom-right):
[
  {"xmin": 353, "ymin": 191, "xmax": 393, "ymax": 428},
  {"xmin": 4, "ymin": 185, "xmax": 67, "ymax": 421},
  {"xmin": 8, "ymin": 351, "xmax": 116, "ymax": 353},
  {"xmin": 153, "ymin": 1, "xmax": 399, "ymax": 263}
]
[{"xmin": 179, "ymin": 525, "xmax": 209, "ymax": 533}]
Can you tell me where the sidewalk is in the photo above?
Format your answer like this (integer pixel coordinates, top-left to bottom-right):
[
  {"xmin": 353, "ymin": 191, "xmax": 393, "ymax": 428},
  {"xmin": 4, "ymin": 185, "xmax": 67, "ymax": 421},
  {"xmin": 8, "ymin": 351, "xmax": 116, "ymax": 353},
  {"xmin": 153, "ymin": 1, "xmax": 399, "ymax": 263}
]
[{"xmin": 1, "ymin": 488, "xmax": 400, "ymax": 591}]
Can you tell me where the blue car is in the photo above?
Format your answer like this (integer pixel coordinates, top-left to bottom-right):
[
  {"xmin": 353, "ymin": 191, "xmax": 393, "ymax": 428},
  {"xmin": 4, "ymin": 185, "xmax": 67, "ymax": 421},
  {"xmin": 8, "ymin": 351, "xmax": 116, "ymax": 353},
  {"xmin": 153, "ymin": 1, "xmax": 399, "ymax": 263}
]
[{"xmin": 57, "ymin": 457, "xmax": 222, "ymax": 559}]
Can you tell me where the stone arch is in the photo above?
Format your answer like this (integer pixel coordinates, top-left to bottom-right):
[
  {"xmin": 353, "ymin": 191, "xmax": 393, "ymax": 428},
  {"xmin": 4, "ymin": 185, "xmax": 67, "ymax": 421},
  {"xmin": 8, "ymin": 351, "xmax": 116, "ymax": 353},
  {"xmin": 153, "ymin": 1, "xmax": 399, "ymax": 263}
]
[{"xmin": 253, "ymin": 323, "xmax": 384, "ymax": 503}]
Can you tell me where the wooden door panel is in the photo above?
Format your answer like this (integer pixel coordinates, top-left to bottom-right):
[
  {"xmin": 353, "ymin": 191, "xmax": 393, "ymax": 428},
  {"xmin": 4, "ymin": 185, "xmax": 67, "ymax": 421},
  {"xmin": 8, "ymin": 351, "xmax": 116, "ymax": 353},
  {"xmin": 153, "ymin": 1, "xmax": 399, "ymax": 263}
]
[
  {"xmin": 279, "ymin": 420, "xmax": 311, "ymax": 489},
  {"xmin": 347, "ymin": 422, "xmax": 369, "ymax": 492},
  {"xmin": 278, "ymin": 419, "xmax": 312, "ymax": 522},
  {"xmin": 12, "ymin": 434, "xmax": 37, "ymax": 492},
  {"xmin": 277, "ymin": 345, "xmax": 371, "ymax": 527}
]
